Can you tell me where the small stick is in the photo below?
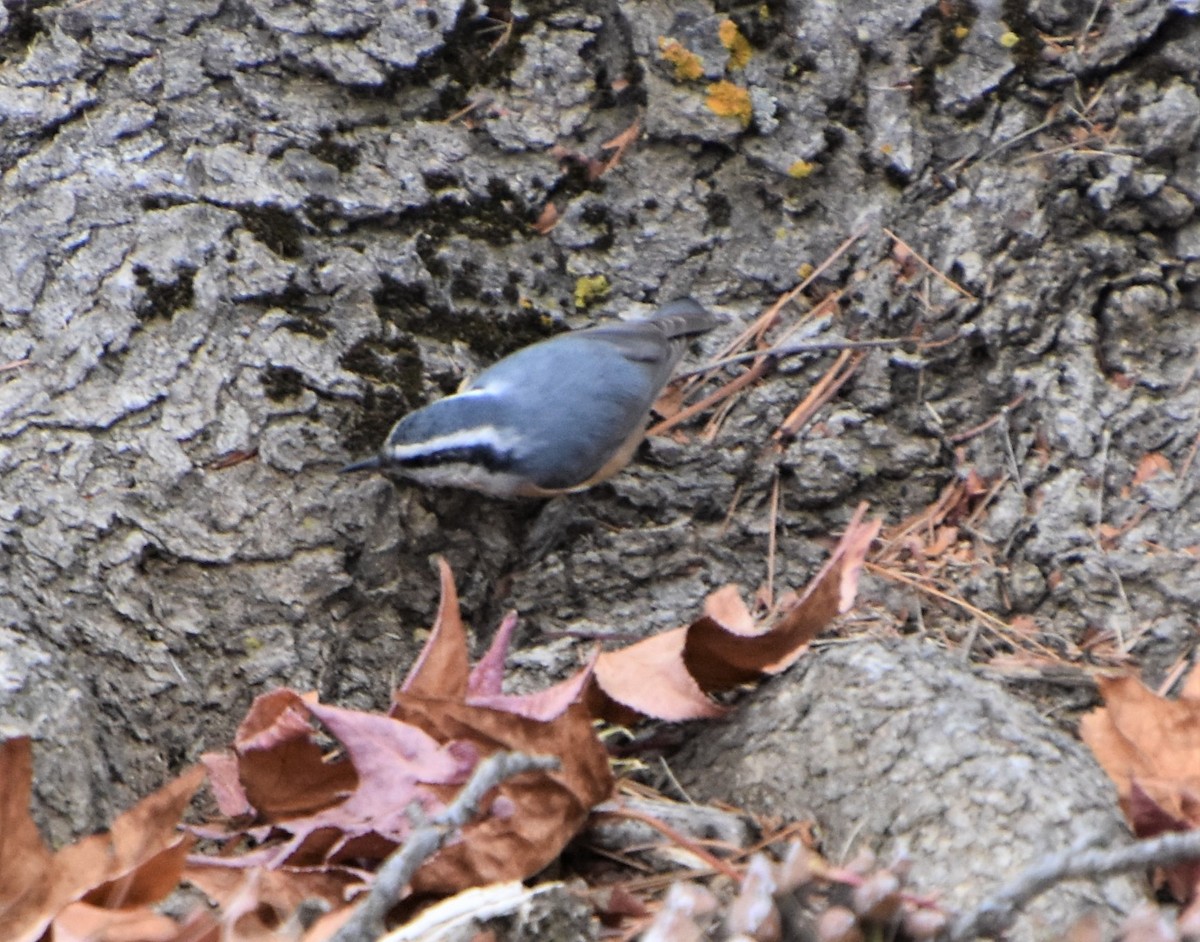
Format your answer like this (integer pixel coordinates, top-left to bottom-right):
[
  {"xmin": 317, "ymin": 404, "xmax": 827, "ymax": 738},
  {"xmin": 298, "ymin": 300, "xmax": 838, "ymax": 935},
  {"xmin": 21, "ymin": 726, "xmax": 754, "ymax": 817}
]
[
  {"xmin": 947, "ymin": 394, "xmax": 1028, "ymax": 444},
  {"xmin": 680, "ymin": 336, "xmax": 916, "ymax": 379},
  {"xmin": 712, "ymin": 226, "xmax": 871, "ymax": 362},
  {"xmin": 765, "ymin": 469, "xmax": 781, "ymax": 609},
  {"xmin": 330, "ymin": 752, "xmax": 560, "ymax": 942},
  {"xmin": 883, "ymin": 227, "xmax": 978, "ymax": 301},
  {"xmin": 949, "ymin": 829, "xmax": 1200, "ymax": 941},
  {"xmin": 776, "ymin": 350, "xmax": 864, "ymax": 441},
  {"xmin": 649, "ymin": 357, "xmax": 771, "ymax": 437}
]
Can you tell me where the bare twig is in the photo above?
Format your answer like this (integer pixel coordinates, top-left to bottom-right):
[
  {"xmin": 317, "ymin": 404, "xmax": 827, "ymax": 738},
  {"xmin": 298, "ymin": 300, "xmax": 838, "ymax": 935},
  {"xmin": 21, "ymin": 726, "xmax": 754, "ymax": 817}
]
[
  {"xmin": 948, "ymin": 830, "xmax": 1200, "ymax": 941},
  {"xmin": 1075, "ymin": 0, "xmax": 1106, "ymax": 52},
  {"xmin": 998, "ymin": 408, "xmax": 1024, "ymax": 493},
  {"xmin": 678, "ymin": 336, "xmax": 916, "ymax": 379},
  {"xmin": 648, "ymin": 356, "xmax": 771, "ymax": 437},
  {"xmin": 947, "ymin": 394, "xmax": 1027, "ymax": 444},
  {"xmin": 1179, "ymin": 424, "xmax": 1200, "ymax": 481},
  {"xmin": 592, "ymin": 803, "xmax": 744, "ymax": 883},
  {"xmin": 864, "ymin": 561, "xmax": 1058, "ymax": 659},
  {"xmin": 883, "ymin": 227, "xmax": 978, "ymax": 301},
  {"xmin": 766, "ymin": 469, "xmax": 781, "ymax": 609},
  {"xmin": 775, "ymin": 350, "xmax": 864, "ymax": 441},
  {"xmin": 711, "ymin": 226, "xmax": 870, "ymax": 363},
  {"xmin": 331, "ymin": 752, "xmax": 561, "ymax": 942}
]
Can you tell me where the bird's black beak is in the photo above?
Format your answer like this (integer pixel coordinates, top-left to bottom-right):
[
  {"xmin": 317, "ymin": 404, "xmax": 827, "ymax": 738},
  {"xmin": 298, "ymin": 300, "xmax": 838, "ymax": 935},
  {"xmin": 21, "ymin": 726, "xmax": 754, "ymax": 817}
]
[{"xmin": 340, "ymin": 455, "xmax": 383, "ymax": 474}]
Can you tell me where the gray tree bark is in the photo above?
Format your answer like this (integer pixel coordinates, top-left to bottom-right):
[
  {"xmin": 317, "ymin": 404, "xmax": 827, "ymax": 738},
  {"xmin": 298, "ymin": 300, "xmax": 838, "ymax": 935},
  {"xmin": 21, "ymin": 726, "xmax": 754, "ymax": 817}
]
[{"xmin": 1, "ymin": 8, "xmax": 1197, "ymax": 934}]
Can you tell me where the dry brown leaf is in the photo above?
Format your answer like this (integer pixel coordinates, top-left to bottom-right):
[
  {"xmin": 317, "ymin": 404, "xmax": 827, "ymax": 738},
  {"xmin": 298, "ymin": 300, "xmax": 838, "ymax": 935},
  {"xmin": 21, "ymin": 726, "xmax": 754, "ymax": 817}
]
[
  {"xmin": 531, "ymin": 202, "xmax": 559, "ymax": 235},
  {"xmin": 182, "ymin": 864, "xmax": 361, "ymax": 924},
  {"xmin": 195, "ymin": 561, "xmax": 613, "ymax": 905},
  {"xmin": 197, "ymin": 693, "xmax": 477, "ymax": 874},
  {"xmin": 592, "ymin": 507, "xmax": 879, "ymax": 720},
  {"xmin": 1, "ymin": 736, "xmax": 205, "ymax": 942},
  {"xmin": 83, "ymin": 836, "xmax": 196, "ymax": 909},
  {"xmin": 1081, "ymin": 673, "xmax": 1200, "ymax": 827},
  {"xmin": 213, "ymin": 688, "xmax": 357, "ymax": 820},
  {"xmin": 52, "ymin": 902, "xmax": 186, "ymax": 942},
  {"xmin": 0, "ymin": 737, "xmax": 54, "ymax": 928},
  {"xmin": 593, "ymin": 629, "xmax": 727, "ymax": 722},
  {"xmin": 467, "ymin": 610, "xmax": 519, "ymax": 699},
  {"xmin": 389, "ymin": 695, "xmax": 613, "ymax": 893},
  {"xmin": 688, "ymin": 507, "xmax": 880, "ymax": 687},
  {"xmin": 1183, "ymin": 666, "xmax": 1200, "ymax": 701},
  {"xmin": 401, "ymin": 558, "xmax": 470, "ymax": 700}
]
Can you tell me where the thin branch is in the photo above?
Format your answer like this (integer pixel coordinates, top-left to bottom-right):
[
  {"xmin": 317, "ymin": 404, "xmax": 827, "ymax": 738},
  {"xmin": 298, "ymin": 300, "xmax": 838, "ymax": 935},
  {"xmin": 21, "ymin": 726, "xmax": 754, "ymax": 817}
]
[
  {"xmin": 592, "ymin": 804, "xmax": 743, "ymax": 883},
  {"xmin": 775, "ymin": 350, "xmax": 864, "ymax": 441},
  {"xmin": 883, "ymin": 227, "xmax": 978, "ymax": 301},
  {"xmin": 766, "ymin": 469, "xmax": 781, "ymax": 609},
  {"xmin": 331, "ymin": 752, "xmax": 561, "ymax": 942},
  {"xmin": 948, "ymin": 829, "xmax": 1200, "ymax": 940},
  {"xmin": 648, "ymin": 356, "xmax": 772, "ymax": 437},
  {"xmin": 710, "ymin": 226, "xmax": 870, "ymax": 363},
  {"xmin": 678, "ymin": 336, "xmax": 917, "ymax": 379}
]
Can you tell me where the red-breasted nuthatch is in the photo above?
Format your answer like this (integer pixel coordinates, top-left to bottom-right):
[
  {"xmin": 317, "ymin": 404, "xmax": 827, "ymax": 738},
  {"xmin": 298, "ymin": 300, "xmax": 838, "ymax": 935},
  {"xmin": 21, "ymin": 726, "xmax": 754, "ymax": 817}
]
[{"xmin": 342, "ymin": 298, "xmax": 724, "ymax": 497}]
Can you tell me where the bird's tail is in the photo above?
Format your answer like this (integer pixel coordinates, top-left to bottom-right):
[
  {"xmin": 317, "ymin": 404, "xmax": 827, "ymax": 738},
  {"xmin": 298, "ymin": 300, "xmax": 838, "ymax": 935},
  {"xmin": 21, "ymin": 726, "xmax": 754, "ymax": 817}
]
[{"xmin": 647, "ymin": 297, "xmax": 727, "ymax": 338}]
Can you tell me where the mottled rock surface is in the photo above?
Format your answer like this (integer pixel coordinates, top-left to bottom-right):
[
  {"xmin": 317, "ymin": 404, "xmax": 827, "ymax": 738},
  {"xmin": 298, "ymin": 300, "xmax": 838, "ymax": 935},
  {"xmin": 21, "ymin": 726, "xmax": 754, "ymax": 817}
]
[{"xmin": 676, "ymin": 640, "xmax": 1148, "ymax": 939}]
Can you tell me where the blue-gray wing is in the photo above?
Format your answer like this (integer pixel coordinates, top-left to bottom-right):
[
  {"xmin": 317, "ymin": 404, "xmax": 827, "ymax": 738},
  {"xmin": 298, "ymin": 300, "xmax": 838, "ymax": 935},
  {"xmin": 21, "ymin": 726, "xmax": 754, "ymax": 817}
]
[{"xmin": 461, "ymin": 299, "xmax": 720, "ymax": 490}]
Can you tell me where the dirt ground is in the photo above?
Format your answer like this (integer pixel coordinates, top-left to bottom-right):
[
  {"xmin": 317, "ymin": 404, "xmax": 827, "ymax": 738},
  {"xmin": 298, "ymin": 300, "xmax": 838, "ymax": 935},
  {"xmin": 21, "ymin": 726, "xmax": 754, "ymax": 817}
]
[{"xmin": 2, "ymin": 0, "xmax": 1199, "ymax": 934}]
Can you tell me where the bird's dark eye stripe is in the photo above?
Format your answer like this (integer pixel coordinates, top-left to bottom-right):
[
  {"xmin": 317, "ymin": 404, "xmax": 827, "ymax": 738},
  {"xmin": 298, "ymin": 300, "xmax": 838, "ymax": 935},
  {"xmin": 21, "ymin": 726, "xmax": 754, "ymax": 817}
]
[{"xmin": 397, "ymin": 443, "xmax": 514, "ymax": 472}]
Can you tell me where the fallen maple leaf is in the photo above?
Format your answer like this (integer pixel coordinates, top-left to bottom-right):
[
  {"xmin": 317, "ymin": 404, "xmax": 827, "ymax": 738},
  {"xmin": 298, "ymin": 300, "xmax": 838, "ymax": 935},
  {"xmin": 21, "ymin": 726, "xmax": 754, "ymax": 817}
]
[
  {"xmin": 592, "ymin": 505, "xmax": 881, "ymax": 720},
  {"xmin": 1081, "ymin": 670, "xmax": 1200, "ymax": 900},
  {"xmin": 401, "ymin": 558, "xmax": 471, "ymax": 701},
  {"xmin": 190, "ymin": 559, "xmax": 613, "ymax": 906},
  {"xmin": 0, "ymin": 736, "xmax": 205, "ymax": 942},
  {"xmin": 48, "ymin": 902, "xmax": 191, "ymax": 942},
  {"xmin": 391, "ymin": 565, "xmax": 613, "ymax": 893},
  {"xmin": 205, "ymin": 688, "xmax": 358, "ymax": 821},
  {"xmin": 1081, "ymin": 673, "xmax": 1200, "ymax": 828}
]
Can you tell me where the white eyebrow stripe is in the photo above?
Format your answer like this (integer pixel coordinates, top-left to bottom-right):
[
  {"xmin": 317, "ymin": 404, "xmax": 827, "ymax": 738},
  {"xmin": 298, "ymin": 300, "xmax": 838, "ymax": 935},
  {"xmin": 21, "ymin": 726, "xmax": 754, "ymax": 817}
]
[{"xmin": 385, "ymin": 425, "xmax": 518, "ymax": 461}]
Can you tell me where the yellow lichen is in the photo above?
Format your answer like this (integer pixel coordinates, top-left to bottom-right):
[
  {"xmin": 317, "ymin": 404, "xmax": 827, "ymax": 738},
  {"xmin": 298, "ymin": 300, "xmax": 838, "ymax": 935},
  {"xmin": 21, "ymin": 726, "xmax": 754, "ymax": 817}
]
[
  {"xmin": 953, "ymin": 24, "xmax": 970, "ymax": 40},
  {"xmin": 706, "ymin": 80, "xmax": 753, "ymax": 127},
  {"xmin": 999, "ymin": 30, "xmax": 1020, "ymax": 48},
  {"xmin": 574, "ymin": 275, "xmax": 611, "ymax": 309},
  {"xmin": 719, "ymin": 19, "xmax": 752, "ymax": 70},
  {"xmin": 658, "ymin": 36, "xmax": 704, "ymax": 81},
  {"xmin": 787, "ymin": 159, "xmax": 815, "ymax": 179}
]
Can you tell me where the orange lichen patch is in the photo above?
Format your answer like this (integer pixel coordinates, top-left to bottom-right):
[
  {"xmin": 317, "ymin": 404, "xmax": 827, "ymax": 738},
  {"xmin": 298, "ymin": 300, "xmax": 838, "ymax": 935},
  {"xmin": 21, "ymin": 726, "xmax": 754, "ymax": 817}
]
[
  {"xmin": 719, "ymin": 19, "xmax": 752, "ymax": 69},
  {"xmin": 706, "ymin": 81, "xmax": 753, "ymax": 126},
  {"xmin": 658, "ymin": 37, "xmax": 704, "ymax": 81}
]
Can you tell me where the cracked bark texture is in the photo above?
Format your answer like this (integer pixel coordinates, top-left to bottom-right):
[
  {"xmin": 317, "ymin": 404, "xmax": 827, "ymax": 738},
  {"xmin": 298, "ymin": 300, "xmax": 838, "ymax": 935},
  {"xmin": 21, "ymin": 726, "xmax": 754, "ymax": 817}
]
[
  {"xmin": 1, "ymin": 0, "xmax": 1198, "ymax": 925},
  {"xmin": 676, "ymin": 641, "xmax": 1148, "ymax": 940}
]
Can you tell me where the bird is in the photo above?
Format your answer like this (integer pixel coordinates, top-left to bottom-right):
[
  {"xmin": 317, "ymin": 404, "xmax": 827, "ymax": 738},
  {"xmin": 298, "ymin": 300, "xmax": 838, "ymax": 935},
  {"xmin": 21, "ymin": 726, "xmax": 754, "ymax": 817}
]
[{"xmin": 341, "ymin": 298, "xmax": 724, "ymax": 498}]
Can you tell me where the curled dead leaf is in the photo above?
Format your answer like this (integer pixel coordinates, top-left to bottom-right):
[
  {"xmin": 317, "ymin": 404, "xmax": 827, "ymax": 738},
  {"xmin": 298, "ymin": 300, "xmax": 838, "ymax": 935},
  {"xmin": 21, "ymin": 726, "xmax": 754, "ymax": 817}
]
[{"xmin": 592, "ymin": 506, "xmax": 880, "ymax": 720}]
